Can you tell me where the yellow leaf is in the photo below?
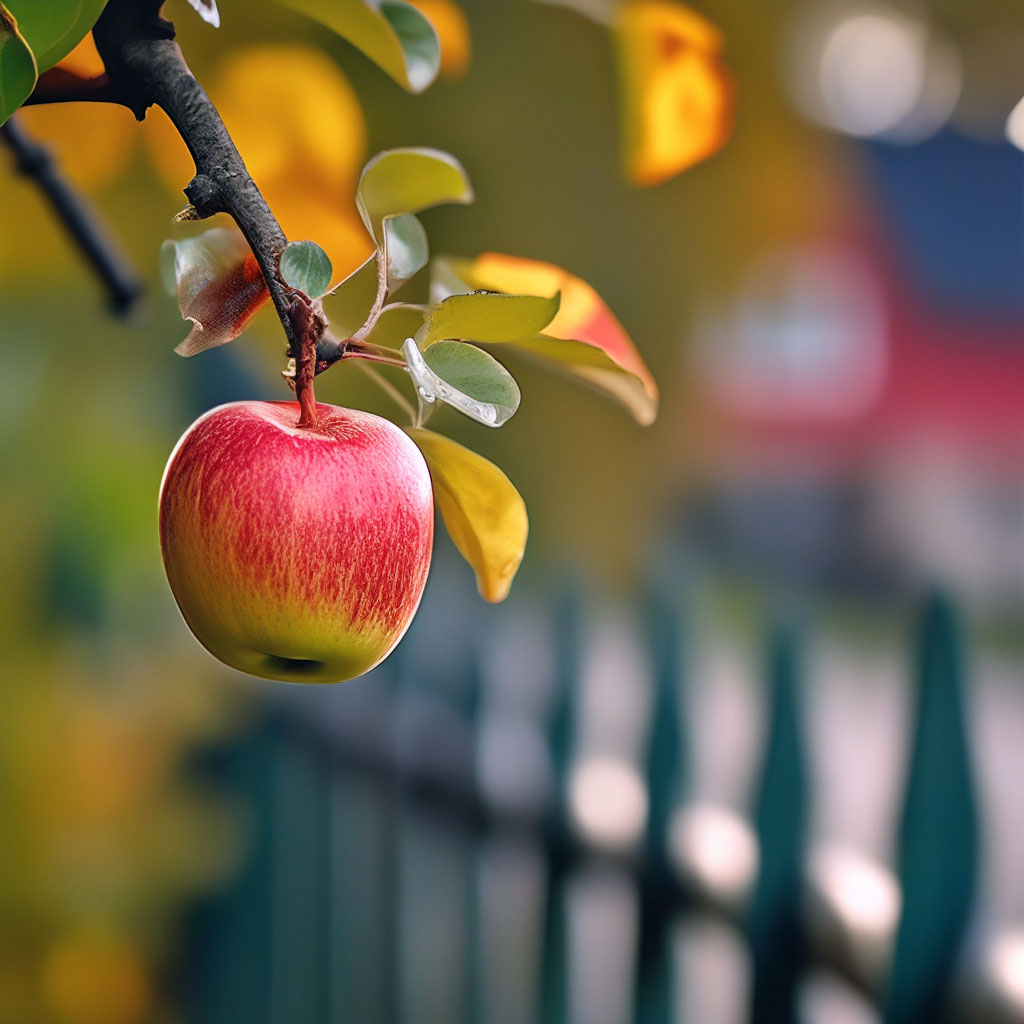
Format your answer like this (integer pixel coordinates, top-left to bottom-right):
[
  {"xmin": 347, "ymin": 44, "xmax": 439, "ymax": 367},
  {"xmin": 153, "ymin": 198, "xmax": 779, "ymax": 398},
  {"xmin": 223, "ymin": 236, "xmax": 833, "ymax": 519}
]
[
  {"xmin": 406, "ymin": 0, "xmax": 471, "ymax": 79},
  {"xmin": 615, "ymin": 0, "xmax": 734, "ymax": 186},
  {"xmin": 407, "ymin": 428, "xmax": 527, "ymax": 602}
]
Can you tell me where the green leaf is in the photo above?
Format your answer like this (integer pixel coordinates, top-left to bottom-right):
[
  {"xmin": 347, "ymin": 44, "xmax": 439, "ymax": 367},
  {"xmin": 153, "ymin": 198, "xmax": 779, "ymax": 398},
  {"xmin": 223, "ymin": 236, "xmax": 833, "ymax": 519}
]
[
  {"xmin": 383, "ymin": 213, "xmax": 428, "ymax": 289},
  {"xmin": 424, "ymin": 341, "xmax": 521, "ymax": 413},
  {"xmin": 0, "ymin": 4, "xmax": 36, "ymax": 125},
  {"xmin": 406, "ymin": 427, "xmax": 528, "ymax": 602},
  {"xmin": 5, "ymin": 0, "xmax": 107, "ymax": 73},
  {"xmin": 422, "ymin": 291, "xmax": 561, "ymax": 346},
  {"xmin": 404, "ymin": 338, "xmax": 519, "ymax": 427},
  {"xmin": 279, "ymin": 240, "xmax": 333, "ymax": 298},
  {"xmin": 357, "ymin": 147, "xmax": 473, "ymax": 241},
  {"xmin": 324, "ymin": 254, "xmax": 379, "ymax": 336},
  {"xmin": 274, "ymin": 0, "xmax": 439, "ymax": 93}
]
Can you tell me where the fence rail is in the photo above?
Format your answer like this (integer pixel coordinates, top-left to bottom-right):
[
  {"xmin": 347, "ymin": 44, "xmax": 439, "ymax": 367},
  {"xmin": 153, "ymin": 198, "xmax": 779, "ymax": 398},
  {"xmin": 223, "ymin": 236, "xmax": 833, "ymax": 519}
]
[{"xmin": 183, "ymin": 583, "xmax": 1024, "ymax": 1024}]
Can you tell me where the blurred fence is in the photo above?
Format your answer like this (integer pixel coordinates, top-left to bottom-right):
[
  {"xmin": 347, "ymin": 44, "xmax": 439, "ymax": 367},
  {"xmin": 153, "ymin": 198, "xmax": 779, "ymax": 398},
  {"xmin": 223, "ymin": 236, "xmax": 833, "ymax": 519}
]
[{"xmin": 180, "ymin": 583, "xmax": 1024, "ymax": 1024}]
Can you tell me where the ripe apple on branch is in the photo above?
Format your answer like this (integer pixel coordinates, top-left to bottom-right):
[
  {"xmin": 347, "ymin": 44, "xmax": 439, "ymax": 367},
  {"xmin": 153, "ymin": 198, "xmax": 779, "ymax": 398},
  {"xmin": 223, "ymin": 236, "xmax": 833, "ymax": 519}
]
[
  {"xmin": 0, "ymin": 0, "xmax": 741, "ymax": 685},
  {"xmin": 159, "ymin": 146, "xmax": 658, "ymax": 682}
]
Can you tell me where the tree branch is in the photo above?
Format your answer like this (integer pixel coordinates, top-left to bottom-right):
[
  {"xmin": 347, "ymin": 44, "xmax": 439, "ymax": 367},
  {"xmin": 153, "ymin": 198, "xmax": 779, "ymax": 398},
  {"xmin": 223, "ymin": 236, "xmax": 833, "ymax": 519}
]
[
  {"xmin": 92, "ymin": 0, "xmax": 324, "ymax": 426},
  {"xmin": 1, "ymin": 115, "xmax": 144, "ymax": 314}
]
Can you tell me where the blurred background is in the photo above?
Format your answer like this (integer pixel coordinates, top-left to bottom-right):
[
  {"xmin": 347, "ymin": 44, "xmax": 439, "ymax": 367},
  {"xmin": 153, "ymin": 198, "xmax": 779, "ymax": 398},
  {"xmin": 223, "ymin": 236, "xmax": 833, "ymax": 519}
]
[{"xmin": 3, "ymin": 0, "xmax": 1024, "ymax": 1020}]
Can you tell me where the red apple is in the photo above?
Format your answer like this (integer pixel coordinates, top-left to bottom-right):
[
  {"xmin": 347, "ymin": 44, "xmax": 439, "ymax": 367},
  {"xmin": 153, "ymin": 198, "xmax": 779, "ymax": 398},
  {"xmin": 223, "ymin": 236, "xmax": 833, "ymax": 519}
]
[{"xmin": 159, "ymin": 401, "xmax": 434, "ymax": 683}]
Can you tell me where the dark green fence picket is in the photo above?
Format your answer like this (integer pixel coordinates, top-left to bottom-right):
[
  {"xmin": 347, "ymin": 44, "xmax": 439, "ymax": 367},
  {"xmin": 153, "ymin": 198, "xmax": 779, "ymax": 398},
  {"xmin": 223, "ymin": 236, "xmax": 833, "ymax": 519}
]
[
  {"xmin": 635, "ymin": 585, "xmax": 687, "ymax": 1024},
  {"xmin": 749, "ymin": 620, "xmax": 809, "ymax": 1024},
  {"xmin": 540, "ymin": 588, "xmax": 582, "ymax": 1024},
  {"xmin": 269, "ymin": 726, "xmax": 332, "ymax": 1023},
  {"xmin": 183, "ymin": 723, "xmax": 275, "ymax": 1024},
  {"xmin": 884, "ymin": 590, "xmax": 979, "ymax": 1024}
]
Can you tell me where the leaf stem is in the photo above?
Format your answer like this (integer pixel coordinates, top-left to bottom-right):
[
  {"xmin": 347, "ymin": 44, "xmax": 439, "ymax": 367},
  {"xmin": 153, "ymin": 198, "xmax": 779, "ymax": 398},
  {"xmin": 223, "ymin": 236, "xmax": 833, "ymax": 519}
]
[
  {"xmin": 91, "ymin": 0, "xmax": 322, "ymax": 420},
  {"xmin": 351, "ymin": 250, "xmax": 391, "ymax": 341},
  {"xmin": 346, "ymin": 339, "xmax": 407, "ymax": 368}
]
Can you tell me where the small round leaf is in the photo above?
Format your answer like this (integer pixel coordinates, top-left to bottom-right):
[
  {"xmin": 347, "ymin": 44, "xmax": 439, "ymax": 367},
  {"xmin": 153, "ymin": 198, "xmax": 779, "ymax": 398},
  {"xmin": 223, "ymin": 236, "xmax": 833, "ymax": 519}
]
[
  {"xmin": 423, "ymin": 341, "xmax": 520, "ymax": 413},
  {"xmin": 280, "ymin": 240, "xmax": 333, "ymax": 298},
  {"xmin": 384, "ymin": 212, "xmax": 429, "ymax": 288}
]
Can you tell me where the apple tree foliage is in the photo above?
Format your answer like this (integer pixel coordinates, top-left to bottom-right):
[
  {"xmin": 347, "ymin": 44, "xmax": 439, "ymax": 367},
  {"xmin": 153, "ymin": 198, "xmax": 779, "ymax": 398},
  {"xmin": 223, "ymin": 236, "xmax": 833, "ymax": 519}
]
[{"xmin": 0, "ymin": 0, "xmax": 735, "ymax": 605}]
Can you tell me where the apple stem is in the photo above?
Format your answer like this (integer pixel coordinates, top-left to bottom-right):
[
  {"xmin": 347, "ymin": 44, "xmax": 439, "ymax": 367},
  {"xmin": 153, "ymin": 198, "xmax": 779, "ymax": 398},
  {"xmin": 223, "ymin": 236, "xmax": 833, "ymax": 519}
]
[
  {"xmin": 297, "ymin": 385, "xmax": 319, "ymax": 428},
  {"xmin": 283, "ymin": 291, "xmax": 325, "ymax": 428}
]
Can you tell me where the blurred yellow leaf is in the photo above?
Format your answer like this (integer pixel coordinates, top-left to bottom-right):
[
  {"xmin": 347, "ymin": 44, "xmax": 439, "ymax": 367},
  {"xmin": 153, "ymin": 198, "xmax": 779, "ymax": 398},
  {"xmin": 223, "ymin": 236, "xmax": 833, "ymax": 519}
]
[
  {"xmin": 14, "ymin": 101, "xmax": 136, "ymax": 190},
  {"xmin": 52, "ymin": 31, "xmax": 105, "ymax": 77},
  {"xmin": 216, "ymin": 45, "xmax": 366, "ymax": 195},
  {"xmin": 42, "ymin": 929, "xmax": 150, "ymax": 1024},
  {"xmin": 142, "ymin": 44, "xmax": 372, "ymax": 278},
  {"xmin": 406, "ymin": 0, "xmax": 471, "ymax": 79},
  {"xmin": 407, "ymin": 427, "xmax": 528, "ymax": 602},
  {"xmin": 57, "ymin": 702, "xmax": 171, "ymax": 825},
  {"xmin": 615, "ymin": 0, "xmax": 734, "ymax": 186},
  {"xmin": 438, "ymin": 252, "xmax": 659, "ymax": 425}
]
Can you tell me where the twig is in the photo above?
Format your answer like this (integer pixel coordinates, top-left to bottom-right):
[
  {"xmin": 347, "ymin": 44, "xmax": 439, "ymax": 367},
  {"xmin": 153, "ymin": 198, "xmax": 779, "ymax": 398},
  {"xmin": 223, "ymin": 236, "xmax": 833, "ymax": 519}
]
[
  {"xmin": 1, "ymin": 115, "xmax": 144, "ymax": 314},
  {"xmin": 92, "ymin": 0, "xmax": 323, "ymax": 425}
]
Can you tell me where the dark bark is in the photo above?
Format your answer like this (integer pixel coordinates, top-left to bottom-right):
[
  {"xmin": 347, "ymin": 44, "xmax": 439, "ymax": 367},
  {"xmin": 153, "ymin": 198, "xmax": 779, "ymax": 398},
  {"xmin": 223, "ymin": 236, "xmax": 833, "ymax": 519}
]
[{"xmin": 92, "ymin": 0, "xmax": 323, "ymax": 422}]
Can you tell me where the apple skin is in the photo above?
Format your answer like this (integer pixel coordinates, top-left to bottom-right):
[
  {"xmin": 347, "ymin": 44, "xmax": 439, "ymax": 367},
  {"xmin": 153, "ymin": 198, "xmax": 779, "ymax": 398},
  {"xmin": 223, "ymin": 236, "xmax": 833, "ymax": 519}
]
[{"xmin": 159, "ymin": 401, "xmax": 434, "ymax": 683}]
